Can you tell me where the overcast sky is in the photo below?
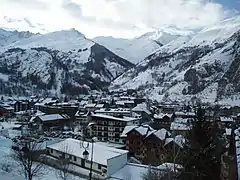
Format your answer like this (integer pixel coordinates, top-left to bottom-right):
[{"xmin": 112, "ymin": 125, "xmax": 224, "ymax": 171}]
[{"xmin": 0, "ymin": 0, "xmax": 239, "ymax": 38}]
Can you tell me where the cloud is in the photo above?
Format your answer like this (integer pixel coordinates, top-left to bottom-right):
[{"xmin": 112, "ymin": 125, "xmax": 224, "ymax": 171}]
[
  {"xmin": 0, "ymin": 0, "xmax": 237, "ymax": 38},
  {"xmin": 1, "ymin": 0, "xmax": 48, "ymax": 10}
]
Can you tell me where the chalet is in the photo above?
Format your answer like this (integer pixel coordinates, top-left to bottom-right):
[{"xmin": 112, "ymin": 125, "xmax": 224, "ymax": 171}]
[
  {"xmin": 132, "ymin": 103, "xmax": 152, "ymax": 122},
  {"xmin": 0, "ymin": 103, "xmax": 14, "ymax": 117},
  {"xmin": 47, "ymin": 138, "xmax": 128, "ymax": 178},
  {"xmin": 170, "ymin": 118, "xmax": 192, "ymax": 136},
  {"xmin": 220, "ymin": 116, "xmax": 234, "ymax": 128},
  {"xmin": 123, "ymin": 125, "xmax": 182, "ymax": 165},
  {"xmin": 88, "ymin": 114, "xmax": 140, "ymax": 144},
  {"xmin": 32, "ymin": 114, "xmax": 71, "ymax": 131},
  {"xmin": 157, "ymin": 104, "xmax": 176, "ymax": 114},
  {"xmin": 34, "ymin": 98, "xmax": 59, "ymax": 110},
  {"xmin": 123, "ymin": 125, "xmax": 153, "ymax": 159},
  {"xmin": 172, "ymin": 111, "xmax": 196, "ymax": 119},
  {"xmin": 153, "ymin": 113, "xmax": 173, "ymax": 130},
  {"xmin": 13, "ymin": 100, "xmax": 30, "ymax": 112},
  {"xmin": 142, "ymin": 129, "xmax": 172, "ymax": 165}
]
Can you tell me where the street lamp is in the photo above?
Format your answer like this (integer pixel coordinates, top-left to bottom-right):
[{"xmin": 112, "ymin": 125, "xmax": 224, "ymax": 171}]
[
  {"xmin": 81, "ymin": 138, "xmax": 95, "ymax": 180},
  {"xmin": 81, "ymin": 123, "xmax": 96, "ymax": 180},
  {"xmin": 82, "ymin": 149, "xmax": 89, "ymax": 160}
]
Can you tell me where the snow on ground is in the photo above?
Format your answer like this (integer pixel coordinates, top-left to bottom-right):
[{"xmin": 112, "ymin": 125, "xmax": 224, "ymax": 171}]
[
  {"xmin": 109, "ymin": 163, "xmax": 149, "ymax": 180},
  {"xmin": 0, "ymin": 72, "xmax": 9, "ymax": 81}
]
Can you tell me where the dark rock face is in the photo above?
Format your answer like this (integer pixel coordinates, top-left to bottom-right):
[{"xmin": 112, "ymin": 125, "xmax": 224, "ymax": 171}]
[{"xmin": 217, "ymin": 32, "xmax": 240, "ymax": 98}]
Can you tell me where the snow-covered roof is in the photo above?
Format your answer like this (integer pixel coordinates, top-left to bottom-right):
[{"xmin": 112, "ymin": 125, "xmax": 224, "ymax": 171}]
[
  {"xmin": 0, "ymin": 104, "xmax": 14, "ymax": 110},
  {"xmin": 75, "ymin": 110, "xmax": 85, "ymax": 117},
  {"xmin": 109, "ymin": 163, "xmax": 175, "ymax": 180},
  {"xmin": 174, "ymin": 118, "xmax": 193, "ymax": 123},
  {"xmin": 34, "ymin": 110, "xmax": 45, "ymax": 116},
  {"xmin": 79, "ymin": 100, "xmax": 88, "ymax": 106},
  {"xmin": 170, "ymin": 122, "xmax": 191, "ymax": 131},
  {"xmin": 146, "ymin": 128, "xmax": 171, "ymax": 141},
  {"xmin": 84, "ymin": 103, "xmax": 96, "ymax": 108},
  {"xmin": 91, "ymin": 114, "xmax": 138, "ymax": 122},
  {"xmin": 154, "ymin": 113, "xmax": 172, "ymax": 119},
  {"xmin": 174, "ymin": 111, "xmax": 196, "ymax": 117},
  {"xmin": 38, "ymin": 114, "xmax": 69, "ymax": 122},
  {"xmin": 220, "ymin": 116, "xmax": 234, "ymax": 122},
  {"xmin": 122, "ymin": 125, "xmax": 154, "ymax": 136},
  {"xmin": 164, "ymin": 135, "xmax": 185, "ymax": 148},
  {"xmin": 121, "ymin": 125, "xmax": 138, "ymax": 137},
  {"xmin": 157, "ymin": 163, "xmax": 183, "ymax": 171},
  {"xmin": 95, "ymin": 104, "xmax": 105, "ymax": 108},
  {"xmin": 116, "ymin": 100, "xmax": 135, "ymax": 105},
  {"xmin": 135, "ymin": 126, "xmax": 151, "ymax": 136},
  {"xmin": 47, "ymin": 138, "xmax": 128, "ymax": 166},
  {"xmin": 132, "ymin": 103, "xmax": 151, "ymax": 115}
]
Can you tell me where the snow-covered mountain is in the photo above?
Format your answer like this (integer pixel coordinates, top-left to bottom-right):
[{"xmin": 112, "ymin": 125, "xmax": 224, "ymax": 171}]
[
  {"xmin": 111, "ymin": 16, "xmax": 240, "ymax": 106},
  {"xmin": 94, "ymin": 29, "xmax": 191, "ymax": 64},
  {"xmin": 0, "ymin": 29, "xmax": 134, "ymax": 97},
  {"xmin": 0, "ymin": 28, "xmax": 35, "ymax": 47}
]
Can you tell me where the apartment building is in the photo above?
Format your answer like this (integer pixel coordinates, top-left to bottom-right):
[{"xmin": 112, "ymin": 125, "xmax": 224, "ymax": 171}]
[{"xmin": 88, "ymin": 114, "xmax": 140, "ymax": 144}]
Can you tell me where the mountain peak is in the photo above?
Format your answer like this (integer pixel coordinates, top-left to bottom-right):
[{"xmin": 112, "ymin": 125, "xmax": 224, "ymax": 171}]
[{"xmin": 1, "ymin": 28, "xmax": 94, "ymax": 52}]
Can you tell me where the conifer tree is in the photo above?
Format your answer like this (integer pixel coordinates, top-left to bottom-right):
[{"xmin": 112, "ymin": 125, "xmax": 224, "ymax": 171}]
[{"xmin": 179, "ymin": 106, "xmax": 225, "ymax": 180}]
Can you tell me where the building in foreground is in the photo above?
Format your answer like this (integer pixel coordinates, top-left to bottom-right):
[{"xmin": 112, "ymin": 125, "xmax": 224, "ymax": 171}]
[{"xmin": 46, "ymin": 138, "xmax": 129, "ymax": 178}]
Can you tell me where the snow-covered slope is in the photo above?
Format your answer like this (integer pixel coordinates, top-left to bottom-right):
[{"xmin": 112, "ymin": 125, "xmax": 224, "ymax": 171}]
[
  {"xmin": 3, "ymin": 29, "xmax": 93, "ymax": 53},
  {"xmin": 0, "ymin": 28, "xmax": 35, "ymax": 47},
  {"xmin": 94, "ymin": 29, "xmax": 190, "ymax": 64},
  {"xmin": 111, "ymin": 16, "xmax": 240, "ymax": 105},
  {"xmin": 0, "ymin": 29, "xmax": 134, "ymax": 96}
]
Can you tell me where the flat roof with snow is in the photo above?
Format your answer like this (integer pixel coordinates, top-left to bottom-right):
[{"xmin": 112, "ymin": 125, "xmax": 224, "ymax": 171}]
[
  {"xmin": 91, "ymin": 114, "xmax": 138, "ymax": 122},
  {"xmin": 47, "ymin": 138, "xmax": 128, "ymax": 166},
  {"xmin": 220, "ymin": 116, "xmax": 234, "ymax": 122},
  {"xmin": 38, "ymin": 114, "xmax": 69, "ymax": 122}
]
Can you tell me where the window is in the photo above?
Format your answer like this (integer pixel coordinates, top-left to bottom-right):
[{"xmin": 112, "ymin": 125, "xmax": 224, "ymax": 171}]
[
  {"xmin": 50, "ymin": 149, "xmax": 53, "ymax": 153},
  {"xmin": 98, "ymin": 164, "xmax": 101, "ymax": 170},
  {"xmin": 74, "ymin": 156, "xmax": 77, "ymax": 161}
]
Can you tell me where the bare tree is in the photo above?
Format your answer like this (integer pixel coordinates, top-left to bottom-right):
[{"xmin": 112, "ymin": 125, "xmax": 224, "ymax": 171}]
[
  {"xmin": 12, "ymin": 139, "xmax": 46, "ymax": 180},
  {"xmin": 55, "ymin": 143, "xmax": 74, "ymax": 180}
]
